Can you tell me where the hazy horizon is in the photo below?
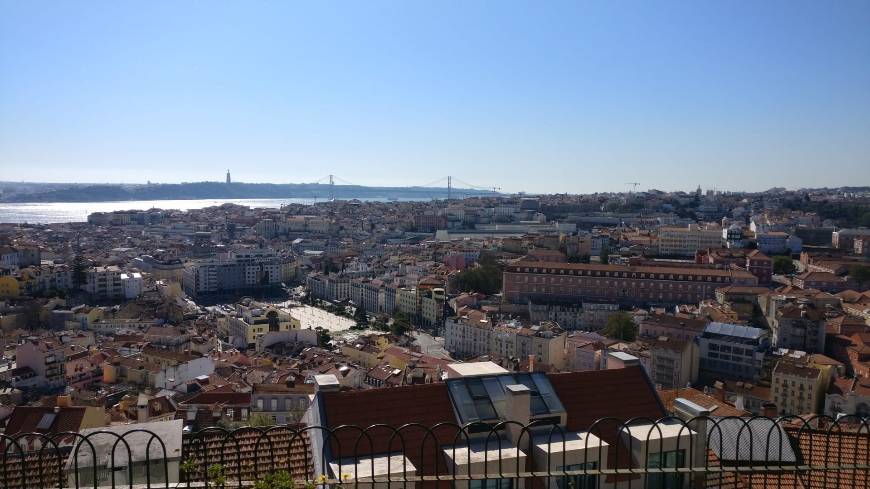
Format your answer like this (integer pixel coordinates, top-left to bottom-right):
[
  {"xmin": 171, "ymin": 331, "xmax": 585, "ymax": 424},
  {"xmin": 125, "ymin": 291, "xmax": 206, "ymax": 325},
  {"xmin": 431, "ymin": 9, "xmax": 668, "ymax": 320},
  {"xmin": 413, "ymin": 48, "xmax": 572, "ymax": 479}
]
[
  {"xmin": 2, "ymin": 177, "xmax": 864, "ymax": 196},
  {"xmin": 2, "ymin": 1, "xmax": 869, "ymax": 193}
]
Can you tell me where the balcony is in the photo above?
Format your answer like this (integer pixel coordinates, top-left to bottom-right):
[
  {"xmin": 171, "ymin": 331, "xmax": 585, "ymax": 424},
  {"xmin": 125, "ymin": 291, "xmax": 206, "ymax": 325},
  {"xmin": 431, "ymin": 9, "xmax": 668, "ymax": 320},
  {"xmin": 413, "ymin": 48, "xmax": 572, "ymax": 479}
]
[{"xmin": 0, "ymin": 417, "xmax": 866, "ymax": 489}]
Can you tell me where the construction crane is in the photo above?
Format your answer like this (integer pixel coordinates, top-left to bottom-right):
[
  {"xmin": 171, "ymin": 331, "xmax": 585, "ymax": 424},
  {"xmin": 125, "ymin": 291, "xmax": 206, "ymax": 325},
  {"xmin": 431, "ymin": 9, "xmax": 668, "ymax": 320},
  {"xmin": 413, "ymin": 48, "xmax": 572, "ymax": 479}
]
[{"xmin": 625, "ymin": 182, "xmax": 640, "ymax": 193}]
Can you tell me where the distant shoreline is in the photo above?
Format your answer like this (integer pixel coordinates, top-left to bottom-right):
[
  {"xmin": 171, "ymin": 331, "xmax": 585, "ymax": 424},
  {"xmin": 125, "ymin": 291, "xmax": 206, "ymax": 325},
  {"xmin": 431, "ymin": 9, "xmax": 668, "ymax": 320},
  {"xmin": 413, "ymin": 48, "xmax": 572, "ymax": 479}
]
[
  {"xmin": 0, "ymin": 181, "xmax": 496, "ymax": 203},
  {"xmin": 0, "ymin": 197, "xmax": 434, "ymax": 224}
]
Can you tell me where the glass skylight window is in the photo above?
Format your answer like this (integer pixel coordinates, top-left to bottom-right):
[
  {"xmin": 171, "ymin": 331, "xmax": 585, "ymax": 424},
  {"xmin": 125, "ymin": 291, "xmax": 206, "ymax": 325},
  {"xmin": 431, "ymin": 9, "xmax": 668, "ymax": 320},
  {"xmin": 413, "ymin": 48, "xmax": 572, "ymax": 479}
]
[{"xmin": 447, "ymin": 373, "xmax": 566, "ymax": 424}]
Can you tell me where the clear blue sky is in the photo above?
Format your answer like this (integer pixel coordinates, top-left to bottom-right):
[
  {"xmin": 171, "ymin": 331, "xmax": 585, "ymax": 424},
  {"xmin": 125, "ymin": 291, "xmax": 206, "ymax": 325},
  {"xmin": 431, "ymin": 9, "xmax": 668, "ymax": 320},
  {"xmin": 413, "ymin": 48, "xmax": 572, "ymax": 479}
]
[{"xmin": 1, "ymin": 1, "xmax": 869, "ymax": 193}]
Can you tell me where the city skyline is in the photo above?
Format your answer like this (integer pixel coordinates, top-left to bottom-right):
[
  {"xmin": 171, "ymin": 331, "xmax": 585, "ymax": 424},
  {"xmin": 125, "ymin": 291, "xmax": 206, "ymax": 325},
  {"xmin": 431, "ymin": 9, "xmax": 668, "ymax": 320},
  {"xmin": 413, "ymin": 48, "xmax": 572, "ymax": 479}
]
[
  {"xmin": 2, "ymin": 174, "xmax": 869, "ymax": 194},
  {"xmin": 2, "ymin": 1, "xmax": 869, "ymax": 193}
]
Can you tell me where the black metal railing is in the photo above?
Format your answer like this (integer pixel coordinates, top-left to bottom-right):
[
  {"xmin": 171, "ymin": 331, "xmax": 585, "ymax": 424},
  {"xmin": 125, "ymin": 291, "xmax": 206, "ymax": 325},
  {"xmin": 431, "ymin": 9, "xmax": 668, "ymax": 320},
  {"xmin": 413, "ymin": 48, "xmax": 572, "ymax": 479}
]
[{"xmin": 1, "ymin": 415, "xmax": 868, "ymax": 488}]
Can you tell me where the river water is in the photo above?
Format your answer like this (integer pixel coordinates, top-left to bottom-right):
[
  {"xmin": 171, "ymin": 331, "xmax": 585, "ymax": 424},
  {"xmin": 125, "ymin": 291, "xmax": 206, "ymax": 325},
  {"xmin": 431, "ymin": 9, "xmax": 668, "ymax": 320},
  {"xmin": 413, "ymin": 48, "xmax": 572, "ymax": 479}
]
[{"xmin": 0, "ymin": 197, "xmax": 417, "ymax": 224}]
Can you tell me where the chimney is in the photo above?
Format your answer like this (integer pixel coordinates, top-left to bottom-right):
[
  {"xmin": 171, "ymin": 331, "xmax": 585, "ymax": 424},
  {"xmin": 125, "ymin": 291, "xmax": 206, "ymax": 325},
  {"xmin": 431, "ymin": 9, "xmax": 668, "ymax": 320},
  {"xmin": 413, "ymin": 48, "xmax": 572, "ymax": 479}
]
[
  {"xmin": 314, "ymin": 374, "xmax": 341, "ymax": 393},
  {"xmin": 528, "ymin": 354, "xmax": 536, "ymax": 372},
  {"xmin": 137, "ymin": 397, "xmax": 149, "ymax": 423},
  {"xmin": 56, "ymin": 395, "xmax": 71, "ymax": 408},
  {"xmin": 713, "ymin": 381, "xmax": 726, "ymax": 402},
  {"xmin": 504, "ymin": 384, "xmax": 531, "ymax": 447},
  {"xmin": 762, "ymin": 402, "xmax": 778, "ymax": 418},
  {"xmin": 734, "ymin": 395, "xmax": 745, "ymax": 412}
]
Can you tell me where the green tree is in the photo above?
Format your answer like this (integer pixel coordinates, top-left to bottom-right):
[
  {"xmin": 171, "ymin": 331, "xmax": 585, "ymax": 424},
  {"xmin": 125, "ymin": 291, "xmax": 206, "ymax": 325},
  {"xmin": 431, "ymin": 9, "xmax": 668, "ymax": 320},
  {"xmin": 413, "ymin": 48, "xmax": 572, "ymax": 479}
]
[
  {"xmin": 455, "ymin": 253, "xmax": 503, "ymax": 294},
  {"xmin": 849, "ymin": 265, "xmax": 870, "ymax": 290},
  {"xmin": 253, "ymin": 470, "xmax": 295, "ymax": 489},
  {"xmin": 318, "ymin": 329, "xmax": 332, "ymax": 347},
  {"xmin": 601, "ymin": 312, "xmax": 637, "ymax": 341},
  {"xmin": 599, "ymin": 247, "xmax": 610, "ymax": 264},
  {"xmin": 248, "ymin": 413, "xmax": 276, "ymax": 427},
  {"xmin": 390, "ymin": 312, "xmax": 412, "ymax": 337},
  {"xmin": 322, "ymin": 257, "xmax": 339, "ymax": 274},
  {"xmin": 71, "ymin": 253, "xmax": 87, "ymax": 289},
  {"xmin": 354, "ymin": 305, "xmax": 368, "ymax": 328},
  {"xmin": 772, "ymin": 256, "xmax": 796, "ymax": 275},
  {"xmin": 372, "ymin": 315, "xmax": 389, "ymax": 332}
]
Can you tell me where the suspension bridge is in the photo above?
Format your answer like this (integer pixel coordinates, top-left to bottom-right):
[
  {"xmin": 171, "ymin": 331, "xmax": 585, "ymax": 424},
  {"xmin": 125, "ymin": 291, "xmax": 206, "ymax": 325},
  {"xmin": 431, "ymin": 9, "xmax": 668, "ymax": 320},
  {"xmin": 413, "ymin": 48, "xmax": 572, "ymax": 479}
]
[{"xmin": 308, "ymin": 174, "xmax": 502, "ymax": 201}]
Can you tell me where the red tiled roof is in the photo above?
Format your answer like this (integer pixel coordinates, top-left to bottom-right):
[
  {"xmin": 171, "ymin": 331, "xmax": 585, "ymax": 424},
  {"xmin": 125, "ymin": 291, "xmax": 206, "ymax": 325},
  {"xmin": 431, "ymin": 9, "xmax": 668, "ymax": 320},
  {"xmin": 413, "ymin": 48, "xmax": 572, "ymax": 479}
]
[
  {"xmin": 549, "ymin": 367, "xmax": 665, "ymax": 483},
  {"xmin": 181, "ymin": 390, "xmax": 251, "ymax": 406},
  {"xmin": 321, "ymin": 366, "xmax": 665, "ymax": 486},
  {"xmin": 548, "ymin": 366, "xmax": 665, "ymax": 430},
  {"xmin": 658, "ymin": 387, "xmax": 749, "ymax": 417},
  {"xmin": 323, "ymin": 382, "xmax": 456, "ymax": 489},
  {"xmin": 3, "ymin": 406, "xmax": 87, "ymax": 435}
]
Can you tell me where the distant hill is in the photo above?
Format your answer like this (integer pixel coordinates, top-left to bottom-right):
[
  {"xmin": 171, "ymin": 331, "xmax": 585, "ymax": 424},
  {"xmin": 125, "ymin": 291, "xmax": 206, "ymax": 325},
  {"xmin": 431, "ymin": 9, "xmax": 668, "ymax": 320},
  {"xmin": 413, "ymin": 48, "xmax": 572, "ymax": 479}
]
[{"xmin": 0, "ymin": 181, "xmax": 496, "ymax": 203}]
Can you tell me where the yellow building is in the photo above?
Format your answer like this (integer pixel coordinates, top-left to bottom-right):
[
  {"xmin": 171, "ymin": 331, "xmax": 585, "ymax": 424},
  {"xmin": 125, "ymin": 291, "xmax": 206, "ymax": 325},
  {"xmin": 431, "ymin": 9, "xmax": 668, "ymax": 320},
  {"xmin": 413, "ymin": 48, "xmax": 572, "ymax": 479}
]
[
  {"xmin": 228, "ymin": 306, "xmax": 301, "ymax": 347},
  {"xmin": 341, "ymin": 335, "xmax": 393, "ymax": 368},
  {"xmin": 772, "ymin": 359, "xmax": 826, "ymax": 415},
  {"xmin": 0, "ymin": 276, "xmax": 20, "ymax": 298}
]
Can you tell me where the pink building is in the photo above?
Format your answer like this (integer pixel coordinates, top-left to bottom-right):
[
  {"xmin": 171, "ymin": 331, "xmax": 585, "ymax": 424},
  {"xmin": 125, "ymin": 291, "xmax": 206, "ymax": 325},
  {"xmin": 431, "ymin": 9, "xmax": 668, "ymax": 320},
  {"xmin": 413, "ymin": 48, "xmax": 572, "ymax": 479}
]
[{"xmin": 443, "ymin": 253, "xmax": 466, "ymax": 270}]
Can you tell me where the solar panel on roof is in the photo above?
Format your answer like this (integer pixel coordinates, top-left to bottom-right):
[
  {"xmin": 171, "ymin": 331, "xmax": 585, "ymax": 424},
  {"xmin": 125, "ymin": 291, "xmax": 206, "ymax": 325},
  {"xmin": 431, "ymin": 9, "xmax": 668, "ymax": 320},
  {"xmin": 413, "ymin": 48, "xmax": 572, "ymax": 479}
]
[{"xmin": 36, "ymin": 413, "xmax": 56, "ymax": 431}]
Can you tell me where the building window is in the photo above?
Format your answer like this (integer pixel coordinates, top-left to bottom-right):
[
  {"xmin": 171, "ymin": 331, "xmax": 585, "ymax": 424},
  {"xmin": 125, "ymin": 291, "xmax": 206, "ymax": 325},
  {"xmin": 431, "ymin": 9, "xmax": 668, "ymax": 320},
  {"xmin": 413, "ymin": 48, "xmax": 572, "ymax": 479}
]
[
  {"xmin": 557, "ymin": 462, "xmax": 597, "ymax": 489},
  {"xmin": 647, "ymin": 449, "xmax": 685, "ymax": 489}
]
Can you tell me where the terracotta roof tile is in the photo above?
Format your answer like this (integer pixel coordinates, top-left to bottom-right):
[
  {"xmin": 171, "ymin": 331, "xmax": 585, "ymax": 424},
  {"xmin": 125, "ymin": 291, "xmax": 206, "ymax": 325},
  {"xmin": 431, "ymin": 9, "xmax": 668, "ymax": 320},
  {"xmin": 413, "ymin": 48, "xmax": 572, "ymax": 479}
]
[
  {"xmin": 3, "ymin": 406, "xmax": 87, "ymax": 435},
  {"xmin": 323, "ymin": 383, "xmax": 456, "ymax": 489},
  {"xmin": 658, "ymin": 387, "xmax": 750, "ymax": 417},
  {"xmin": 548, "ymin": 367, "xmax": 665, "ymax": 431}
]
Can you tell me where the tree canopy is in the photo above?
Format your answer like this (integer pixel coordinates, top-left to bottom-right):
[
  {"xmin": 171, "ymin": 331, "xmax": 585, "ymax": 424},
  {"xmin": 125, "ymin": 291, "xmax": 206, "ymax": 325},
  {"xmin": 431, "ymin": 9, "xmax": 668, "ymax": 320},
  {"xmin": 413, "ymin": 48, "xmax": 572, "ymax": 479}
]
[
  {"xmin": 772, "ymin": 256, "xmax": 796, "ymax": 275},
  {"xmin": 390, "ymin": 312, "xmax": 412, "ymax": 337},
  {"xmin": 601, "ymin": 311, "xmax": 637, "ymax": 341},
  {"xmin": 72, "ymin": 254, "xmax": 87, "ymax": 289},
  {"xmin": 454, "ymin": 253, "xmax": 502, "ymax": 294}
]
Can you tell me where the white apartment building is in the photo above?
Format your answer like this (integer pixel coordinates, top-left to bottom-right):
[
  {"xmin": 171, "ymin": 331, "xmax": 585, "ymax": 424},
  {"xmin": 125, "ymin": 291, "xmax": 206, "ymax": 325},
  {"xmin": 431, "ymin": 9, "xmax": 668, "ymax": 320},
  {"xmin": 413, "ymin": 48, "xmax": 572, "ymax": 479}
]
[
  {"xmin": 182, "ymin": 248, "xmax": 282, "ymax": 298},
  {"xmin": 121, "ymin": 272, "xmax": 144, "ymax": 299},
  {"xmin": 85, "ymin": 266, "xmax": 124, "ymax": 298},
  {"xmin": 397, "ymin": 287, "xmax": 418, "ymax": 318},
  {"xmin": 644, "ymin": 337, "xmax": 699, "ymax": 389},
  {"xmin": 658, "ymin": 224, "xmax": 723, "ymax": 256},
  {"xmin": 445, "ymin": 310, "xmax": 493, "ymax": 358},
  {"xmin": 16, "ymin": 338, "xmax": 66, "ymax": 389},
  {"xmin": 446, "ymin": 312, "xmax": 567, "ymax": 369}
]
